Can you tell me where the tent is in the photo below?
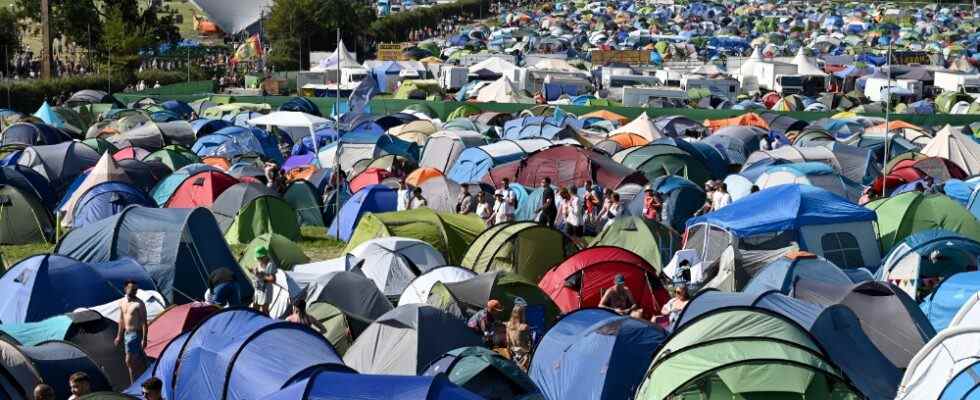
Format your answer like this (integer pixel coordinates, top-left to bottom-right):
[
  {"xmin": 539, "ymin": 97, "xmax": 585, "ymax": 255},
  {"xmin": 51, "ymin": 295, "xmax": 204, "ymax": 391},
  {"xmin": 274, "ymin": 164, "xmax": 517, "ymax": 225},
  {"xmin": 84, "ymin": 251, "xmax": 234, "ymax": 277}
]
[
  {"xmin": 260, "ymin": 369, "xmax": 482, "ymax": 400},
  {"xmin": 461, "ymin": 221, "xmax": 577, "ymax": 282},
  {"xmin": 539, "ymin": 246, "xmax": 668, "ymax": 319},
  {"xmin": 650, "ymin": 175, "xmax": 707, "ymax": 232},
  {"xmin": 0, "ymin": 164, "xmax": 57, "ymax": 210},
  {"xmin": 920, "ymin": 125, "xmax": 980, "ymax": 175},
  {"xmin": 427, "ymin": 271, "xmax": 560, "ymax": 334},
  {"xmin": 446, "ymin": 139, "xmax": 552, "ymax": 183},
  {"xmin": 144, "ymin": 303, "xmax": 219, "ymax": 359},
  {"xmin": 398, "ymin": 266, "xmax": 478, "ymax": 306},
  {"xmin": 282, "ymin": 180, "xmax": 326, "ymax": 227},
  {"xmin": 0, "ymin": 122, "xmax": 69, "ymax": 149},
  {"xmin": 238, "ymin": 233, "xmax": 309, "ymax": 273},
  {"xmin": 336, "ymin": 130, "xmax": 419, "ymax": 174},
  {"xmin": 0, "ymin": 255, "xmax": 155, "ymax": 324},
  {"xmin": 614, "ymin": 143, "xmax": 713, "ymax": 186},
  {"xmin": 419, "ymin": 130, "xmax": 488, "ymax": 172},
  {"xmin": 868, "ymin": 192, "xmax": 980, "ymax": 255},
  {"xmin": 17, "ymin": 141, "xmax": 100, "ymax": 195},
  {"xmin": 345, "ymin": 208, "xmax": 485, "ymax": 265},
  {"xmin": 347, "ymin": 237, "xmax": 447, "ymax": 296},
  {"xmin": 636, "ymin": 305, "xmax": 862, "ymax": 400},
  {"xmin": 211, "ymin": 182, "xmax": 301, "ymax": 244},
  {"xmin": 191, "ymin": 126, "xmax": 282, "ymax": 163},
  {"xmin": 701, "ymin": 126, "xmax": 766, "ymax": 165},
  {"xmin": 743, "ymin": 252, "xmax": 856, "ymax": 296},
  {"xmin": 897, "ymin": 327, "xmax": 980, "ymax": 400},
  {"xmin": 187, "ymin": 0, "xmax": 272, "ymax": 34},
  {"xmin": 920, "ymin": 272, "xmax": 980, "ymax": 332},
  {"xmin": 0, "ymin": 310, "xmax": 130, "ymax": 390},
  {"xmin": 609, "ymin": 112, "xmax": 662, "ymax": 141},
  {"xmin": 484, "ymin": 145, "xmax": 647, "ymax": 190},
  {"xmin": 755, "ymin": 162, "xmax": 863, "ymax": 202},
  {"xmin": 327, "ymin": 184, "xmax": 397, "ymax": 241},
  {"xmin": 879, "ymin": 229, "xmax": 980, "ymax": 300},
  {"xmin": 70, "ymin": 181, "xmax": 155, "ymax": 228},
  {"xmin": 0, "ymin": 183, "xmax": 54, "ymax": 244},
  {"xmin": 423, "ymin": 346, "xmax": 539, "ymax": 399},
  {"xmin": 125, "ymin": 308, "xmax": 347, "ymax": 400},
  {"xmin": 247, "ymin": 111, "xmax": 330, "ymax": 144},
  {"xmin": 55, "ymin": 206, "xmax": 251, "ymax": 304},
  {"xmin": 418, "ymin": 176, "xmax": 491, "ymax": 213},
  {"xmin": 296, "ymin": 270, "xmax": 394, "ymax": 355},
  {"xmin": 151, "ymin": 167, "xmax": 238, "ymax": 208},
  {"xmin": 0, "ymin": 340, "xmax": 112, "ymax": 400},
  {"xmin": 476, "ymin": 77, "xmax": 533, "ymax": 103},
  {"xmin": 686, "ymin": 184, "xmax": 881, "ymax": 270},
  {"xmin": 343, "ymin": 304, "xmax": 482, "ymax": 375},
  {"xmin": 590, "ymin": 216, "xmax": 679, "ymax": 270},
  {"xmin": 144, "ymin": 145, "xmax": 201, "ymax": 171},
  {"xmin": 530, "ymin": 308, "xmax": 668, "ymax": 400}
]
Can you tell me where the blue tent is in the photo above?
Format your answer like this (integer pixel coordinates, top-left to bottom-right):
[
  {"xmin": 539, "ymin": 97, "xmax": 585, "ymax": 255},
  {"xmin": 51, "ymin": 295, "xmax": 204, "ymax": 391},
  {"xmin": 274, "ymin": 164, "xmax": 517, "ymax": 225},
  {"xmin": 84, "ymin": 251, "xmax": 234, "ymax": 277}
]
[
  {"xmin": 191, "ymin": 118, "xmax": 234, "ymax": 138},
  {"xmin": 939, "ymin": 360, "xmax": 980, "ymax": 400},
  {"xmin": 920, "ymin": 272, "xmax": 980, "ymax": 331},
  {"xmin": 279, "ymin": 97, "xmax": 322, "ymax": 117},
  {"xmin": 529, "ymin": 308, "xmax": 668, "ymax": 400},
  {"xmin": 502, "ymin": 116, "xmax": 583, "ymax": 141},
  {"xmin": 71, "ymin": 181, "xmax": 155, "ymax": 228},
  {"xmin": 338, "ymin": 130, "xmax": 419, "ymax": 162},
  {"xmin": 55, "ymin": 206, "xmax": 250, "ymax": 304},
  {"xmin": 446, "ymin": 140, "xmax": 533, "ymax": 183},
  {"xmin": 328, "ymin": 184, "xmax": 397, "ymax": 241},
  {"xmin": 0, "ymin": 255, "xmax": 155, "ymax": 323},
  {"xmin": 193, "ymin": 126, "xmax": 282, "ymax": 163},
  {"xmin": 291, "ymin": 126, "xmax": 339, "ymax": 155},
  {"xmin": 651, "ymin": 137, "xmax": 728, "ymax": 179},
  {"xmin": 651, "ymin": 175, "xmax": 707, "ymax": 232},
  {"xmin": 1, "ymin": 121, "xmax": 69, "ymax": 149},
  {"xmin": 261, "ymin": 370, "xmax": 482, "ymax": 400},
  {"xmin": 879, "ymin": 229, "xmax": 980, "ymax": 284},
  {"xmin": 126, "ymin": 308, "xmax": 348, "ymax": 400},
  {"xmin": 372, "ymin": 61, "xmax": 403, "ymax": 93},
  {"xmin": 0, "ymin": 315, "xmax": 73, "ymax": 345},
  {"xmin": 675, "ymin": 290, "xmax": 903, "ymax": 400},
  {"xmin": 32, "ymin": 102, "xmax": 65, "ymax": 128},
  {"xmin": 161, "ymin": 100, "xmax": 194, "ymax": 120},
  {"xmin": 0, "ymin": 340, "xmax": 113, "ymax": 399},
  {"xmin": 686, "ymin": 184, "xmax": 875, "ymax": 238},
  {"xmin": 743, "ymin": 254, "xmax": 857, "ymax": 296},
  {"xmin": 0, "ymin": 165, "xmax": 57, "ymax": 209}
]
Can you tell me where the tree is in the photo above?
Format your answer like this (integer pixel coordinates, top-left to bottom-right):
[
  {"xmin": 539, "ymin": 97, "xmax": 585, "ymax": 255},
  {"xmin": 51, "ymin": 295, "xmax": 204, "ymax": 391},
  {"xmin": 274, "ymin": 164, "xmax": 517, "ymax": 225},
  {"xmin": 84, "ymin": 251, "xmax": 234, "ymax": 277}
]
[
  {"xmin": 0, "ymin": 8, "xmax": 21, "ymax": 72},
  {"xmin": 101, "ymin": 7, "xmax": 149, "ymax": 83},
  {"xmin": 265, "ymin": 0, "xmax": 376, "ymax": 70}
]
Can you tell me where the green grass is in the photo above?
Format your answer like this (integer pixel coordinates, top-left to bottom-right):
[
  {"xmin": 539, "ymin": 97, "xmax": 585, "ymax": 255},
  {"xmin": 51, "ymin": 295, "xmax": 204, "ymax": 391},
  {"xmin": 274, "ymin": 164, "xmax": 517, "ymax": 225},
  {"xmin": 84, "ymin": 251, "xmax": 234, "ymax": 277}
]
[{"xmin": 1, "ymin": 226, "xmax": 347, "ymax": 271}]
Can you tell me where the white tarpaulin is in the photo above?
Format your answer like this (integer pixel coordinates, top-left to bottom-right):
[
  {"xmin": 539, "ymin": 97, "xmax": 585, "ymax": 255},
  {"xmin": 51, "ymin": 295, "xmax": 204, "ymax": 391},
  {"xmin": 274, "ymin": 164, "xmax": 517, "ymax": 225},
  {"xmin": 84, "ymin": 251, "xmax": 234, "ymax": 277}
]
[{"xmin": 190, "ymin": 0, "xmax": 273, "ymax": 34}]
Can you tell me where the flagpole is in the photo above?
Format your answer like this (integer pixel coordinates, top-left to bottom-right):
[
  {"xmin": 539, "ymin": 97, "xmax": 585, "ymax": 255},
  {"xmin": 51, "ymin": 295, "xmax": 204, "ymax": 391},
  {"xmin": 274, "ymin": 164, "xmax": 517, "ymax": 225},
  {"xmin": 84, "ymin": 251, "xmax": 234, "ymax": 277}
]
[
  {"xmin": 336, "ymin": 28, "xmax": 342, "ymax": 115},
  {"xmin": 882, "ymin": 40, "xmax": 892, "ymax": 197}
]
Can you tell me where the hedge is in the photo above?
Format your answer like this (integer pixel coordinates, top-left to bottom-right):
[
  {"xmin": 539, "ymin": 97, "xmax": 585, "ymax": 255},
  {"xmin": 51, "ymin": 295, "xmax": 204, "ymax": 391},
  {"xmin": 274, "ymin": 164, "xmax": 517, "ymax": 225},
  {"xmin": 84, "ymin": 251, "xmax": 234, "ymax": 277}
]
[{"xmin": 370, "ymin": 0, "xmax": 490, "ymax": 44}]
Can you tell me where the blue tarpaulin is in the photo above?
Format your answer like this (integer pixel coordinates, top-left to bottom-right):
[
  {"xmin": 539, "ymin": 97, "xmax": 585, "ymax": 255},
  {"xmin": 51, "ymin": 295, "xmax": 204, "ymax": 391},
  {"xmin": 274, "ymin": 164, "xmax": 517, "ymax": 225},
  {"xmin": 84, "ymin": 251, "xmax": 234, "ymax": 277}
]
[{"xmin": 261, "ymin": 370, "xmax": 483, "ymax": 400}]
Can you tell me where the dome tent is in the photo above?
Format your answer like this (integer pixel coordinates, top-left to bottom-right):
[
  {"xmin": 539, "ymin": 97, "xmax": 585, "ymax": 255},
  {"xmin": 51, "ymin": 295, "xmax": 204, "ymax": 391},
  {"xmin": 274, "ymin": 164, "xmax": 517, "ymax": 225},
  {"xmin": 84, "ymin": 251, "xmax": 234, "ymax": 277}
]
[
  {"xmin": 327, "ymin": 184, "xmax": 397, "ymax": 242},
  {"xmin": 345, "ymin": 208, "xmax": 485, "ymax": 265},
  {"xmin": 347, "ymin": 237, "xmax": 447, "ymax": 297},
  {"xmin": 55, "ymin": 206, "xmax": 251, "ymax": 305},
  {"xmin": 590, "ymin": 216, "xmax": 680, "ymax": 271},
  {"xmin": 144, "ymin": 303, "xmax": 218, "ymax": 359},
  {"xmin": 260, "ymin": 369, "xmax": 482, "ymax": 400},
  {"xmin": 211, "ymin": 182, "xmax": 301, "ymax": 245},
  {"xmin": 878, "ymin": 229, "xmax": 980, "ymax": 301},
  {"xmin": 868, "ymin": 192, "xmax": 980, "ymax": 255},
  {"xmin": 0, "ymin": 340, "xmax": 112, "ymax": 400},
  {"xmin": 426, "ymin": 271, "xmax": 561, "ymax": 334},
  {"xmin": 398, "ymin": 266, "xmax": 477, "ymax": 306},
  {"xmin": 296, "ymin": 270, "xmax": 394, "ymax": 355},
  {"xmin": 424, "ymin": 346, "xmax": 540, "ymax": 400},
  {"xmin": 460, "ymin": 221, "xmax": 578, "ymax": 283},
  {"xmin": 0, "ymin": 183, "xmax": 54, "ymax": 244}
]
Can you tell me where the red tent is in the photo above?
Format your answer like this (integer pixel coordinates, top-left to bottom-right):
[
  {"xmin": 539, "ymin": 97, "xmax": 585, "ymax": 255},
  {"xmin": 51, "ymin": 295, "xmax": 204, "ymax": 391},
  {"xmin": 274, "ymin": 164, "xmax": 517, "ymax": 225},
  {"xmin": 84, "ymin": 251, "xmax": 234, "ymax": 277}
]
[
  {"xmin": 145, "ymin": 302, "xmax": 219, "ymax": 358},
  {"xmin": 113, "ymin": 146, "xmax": 151, "ymax": 161},
  {"xmin": 483, "ymin": 145, "xmax": 647, "ymax": 189},
  {"xmin": 165, "ymin": 170, "xmax": 239, "ymax": 208},
  {"xmin": 538, "ymin": 246, "xmax": 668, "ymax": 319},
  {"xmin": 349, "ymin": 167, "xmax": 391, "ymax": 193}
]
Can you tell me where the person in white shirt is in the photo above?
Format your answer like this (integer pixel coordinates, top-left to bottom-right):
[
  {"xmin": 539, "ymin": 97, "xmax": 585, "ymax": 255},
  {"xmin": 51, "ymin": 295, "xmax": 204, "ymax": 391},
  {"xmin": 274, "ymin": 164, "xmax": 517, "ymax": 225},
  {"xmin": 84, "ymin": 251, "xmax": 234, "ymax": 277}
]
[
  {"xmin": 409, "ymin": 187, "xmax": 428, "ymax": 209},
  {"xmin": 711, "ymin": 183, "xmax": 732, "ymax": 210},
  {"xmin": 476, "ymin": 192, "xmax": 493, "ymax": 222},
  {"xmin": 397, "ymin": 180, "xmax": 412, "ymax": 211},
  {"xmin": 495, "ymin": 178, "xmax": 517, "ymax": 207},
  {"xmin": 559, "ymin": 187, "xmax": 582, "ymax": 237},
  {"xmin": 491, "ymin": 192, "xmax": 514, "ymax": 225},
  {"xmin": 604, "ymin": 193, "xmax": 622, "ymax": 228}
]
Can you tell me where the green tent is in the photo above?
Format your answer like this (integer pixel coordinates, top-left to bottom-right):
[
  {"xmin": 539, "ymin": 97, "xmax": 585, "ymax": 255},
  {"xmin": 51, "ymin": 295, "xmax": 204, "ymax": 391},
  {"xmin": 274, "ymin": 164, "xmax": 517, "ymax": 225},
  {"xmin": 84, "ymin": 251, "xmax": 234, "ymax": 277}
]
[
  {"xmin": 427, "ymin": 271, "xmax": 560, "ymax": 328},
  {"xmin": 0, "ymin": 184, "xmax": 54, "ymax": 244},
  {"xmin": 935, "ymin": 91, "xmax": 974, "ymax": 114},
  {"xmin": 616, "ymin": 144, "xmax": 713, "ymax": 186},
  {"xmin": 590, "ymin": 216, "xmax": 680, "ymax": 272},
  {"xmin": 145, "ymin": 145, "xmax": 201, "ymax": 171},
  {"xmin": 80, "ymin": 138, "xmax": 119, "ymax": 155},
  {"xmin": 308, "ymin": 302, "xmax": 359, "ymax": 355},
  {"xmin": 393, "ymin": 81, "xmax": 444, "ymax": 100},
  {"xmin": 238, "ymin": 233, "xmax": 310, "ymax": 274},
  {"xmin": 425, "ymin": 346, "xmax": 540, "ymax": 399},
  {"xmin": 460, "ymin": 222, "xmax": 578, "ymax": 283},
  {"xmin": 447, "ymin": 104, "xmax": 482, "ymax": 121},
  {"xmin": 345, "ymin": 208, "xmax": 485, "ymax": 265},
  {"xmin": 636, "ymin": 309, "xmax": 861, "ymax": 400},
  {"xmin": 220, "ymin": 197, "xmax": 301, "ymax": 245},
  {"xmin": 284, "ymin": 180, "xmax": 326, "ymax": 227},
  {"xmin": 867, "ymin": 192, "xmax": 980, "ymax": 254}
]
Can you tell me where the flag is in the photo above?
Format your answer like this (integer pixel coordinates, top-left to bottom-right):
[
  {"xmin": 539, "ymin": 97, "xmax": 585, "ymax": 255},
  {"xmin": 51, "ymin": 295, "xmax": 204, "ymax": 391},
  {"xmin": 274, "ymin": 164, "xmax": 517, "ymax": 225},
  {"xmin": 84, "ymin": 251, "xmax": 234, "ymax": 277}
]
[
  {"xmin": 232, "ymin": 34, "xmax": 263, "ymax": 64},
  {"xmin": 348, "ymin": 73, "xmax": 378, "ymax": 115}
]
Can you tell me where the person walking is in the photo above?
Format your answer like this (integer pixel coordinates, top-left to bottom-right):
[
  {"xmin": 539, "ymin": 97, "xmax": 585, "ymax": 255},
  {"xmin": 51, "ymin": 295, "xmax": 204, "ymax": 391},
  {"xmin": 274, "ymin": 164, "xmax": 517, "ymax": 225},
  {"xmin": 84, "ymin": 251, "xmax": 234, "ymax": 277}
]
[
  {"xmin": 559, "ymin": 187, "xmax": 582, "ymax": 238},
  {"xmin": 116, "ymin": 280, "xmax": 148, "ymax": 382},
  {"xmin": 491, "ymin": 192, "xmax": 515, "ymax": 225}
]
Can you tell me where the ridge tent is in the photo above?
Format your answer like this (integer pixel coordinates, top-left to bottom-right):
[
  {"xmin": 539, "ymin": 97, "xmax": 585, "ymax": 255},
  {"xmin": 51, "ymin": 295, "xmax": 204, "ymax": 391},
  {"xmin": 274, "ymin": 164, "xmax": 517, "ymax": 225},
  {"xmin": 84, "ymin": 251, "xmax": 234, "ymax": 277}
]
[
  {"xmin": 0, "ymin": 310, "xmax": 129, "ymax": 390},
  {"xmin": 17, "ymin": 141, "xmax": 99, "ymax": 196},
  {"xmin": 530, "ymin": 308, "xmax": 668, "ymax": 400},
  {"xmin": 0, "ymin": 340, "xmax": 112, "ymax": 400},
  {"xmin": 70, "ymin": 181, "xmax": 155, "ymax": 228},
  {"xmin": 347, "ymin": 237, "xmax": 447, "ymax": 296},
  {"xmin": 423, "ymin": 346, "xmax": 540, "ymax": 399},
  {"xmin": 398, "ymin": 266, "xmax": 478, "ymax": 306},
  {"xmin": 343, "ymin": 304, "xmax": 482, "ymax": 375},
  {"xmin": 211, "ymin": 182, "xmax": 300, "ymax": 244},
  {"xmin": 484, "ymin": 145, "xmax": 647, "ymax": 190},
  {"xmin": 427, "ymin": 271, "xmax": 560, "ymax": 332},
  {"xmin": 152, "ymin": 168, "xmax": 238, "ymax": 208},
  {"xmin": 0, "ymin": 183, "xmax": 54, "ymax": 244},
  {"xmin": 868, "ymin": 192, "xmax": 980, "ymax": 255},
  {"xmin": 297, "ymin": 270, "xmax": 394, "ymax": 355},
  {"xmin": 878, "ymin": 229, "xmax": 980, "ymax": 300},
  {"xmin": 897, "ymin": 327, "xmax": 980, "ymax": 400},
  {"xmin": 0, "ymin": 255, "xmax": 154, "ymax": 324},
  {"xmin": 686, "ymin": 184, "xmax": 881, "ymax": 270},
  {"xmin": 55, "ymin": 206, "xmax": 251, "ymax": 305},
  {"xmin": 460, "ymin": 221, "xmax": 578, "ymax": 283},
  {"xmin": 125, "ymin": 308, "xmax": 347, "ymax": 400},
  {"xmin": 327, "ymin": 184, "xmax": 397, "ymax": 241},
  {"xmin": 539, "ymin": 246, "xmax": 668, "ymax": 319},
  {"xmin": 919, "ymin": 272, "xmax": 980, "ymax": 332},
  {"xmin": 345, "ymin": 208, "xmax": 485, "ymax": 265},
  {"xmin": 259, "ymin": 370, "xmax": 482, "ymax": 400},
  {"xmin": 144, "ymin": 302, "xmax": 219, "ymax": 359}
]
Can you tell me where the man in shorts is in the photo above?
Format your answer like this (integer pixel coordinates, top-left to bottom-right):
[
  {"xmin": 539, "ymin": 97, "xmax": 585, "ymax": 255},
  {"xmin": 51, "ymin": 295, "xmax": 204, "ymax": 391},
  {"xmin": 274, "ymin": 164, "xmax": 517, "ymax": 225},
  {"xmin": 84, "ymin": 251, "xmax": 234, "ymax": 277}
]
[{"xmin": 115, "ymin": 280, "xmax": 147, "ymax": 382}]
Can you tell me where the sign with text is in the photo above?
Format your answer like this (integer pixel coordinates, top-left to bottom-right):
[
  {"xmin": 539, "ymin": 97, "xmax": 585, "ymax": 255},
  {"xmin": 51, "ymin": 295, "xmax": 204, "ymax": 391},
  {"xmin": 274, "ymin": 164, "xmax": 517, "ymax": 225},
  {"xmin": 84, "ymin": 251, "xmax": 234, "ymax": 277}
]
[
  {"xmin": 591, "ymin": 50, "xmax": 651, "ymax": 65},
  {"xmin": 890, "ymin": 51, "xmax": 933, "ymax": 65},
  {"xmin": 377, "ymin": 43, "xmax": 412, "ymax": 61}
]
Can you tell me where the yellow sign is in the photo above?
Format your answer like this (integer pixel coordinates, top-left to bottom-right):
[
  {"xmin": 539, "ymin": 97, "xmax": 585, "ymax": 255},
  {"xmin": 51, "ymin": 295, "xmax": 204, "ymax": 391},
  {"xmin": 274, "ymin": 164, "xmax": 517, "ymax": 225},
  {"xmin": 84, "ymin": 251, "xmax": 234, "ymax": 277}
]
[
  {"xmin": 377, "ymin": 43, "xmax": 413, "ymax": 61},
  {"xmin": 591, "ymin": 50, "xmax": 651, "ymax": 65}
]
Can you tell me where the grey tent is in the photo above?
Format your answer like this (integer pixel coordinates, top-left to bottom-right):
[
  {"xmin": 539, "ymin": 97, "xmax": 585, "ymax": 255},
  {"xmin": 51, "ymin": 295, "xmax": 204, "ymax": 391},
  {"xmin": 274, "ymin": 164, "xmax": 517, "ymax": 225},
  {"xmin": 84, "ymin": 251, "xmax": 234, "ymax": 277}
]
[
  {"xmin": 343, "ymin": 304, "xmax": 482, "ymax": 375},
  {"xmin": 17, "ymin": 141, "xmax": 100, "ymax": 195},
  {"xmin": 0, "ymin": 340, "xmax": 111, "ymax": 400},
  {"xmin": 299, "ymin": 270, "xmax": 394, "ymax": 352},
  {"xmin": 55, "ymin": 206, "xmax": 252, "ymax": 305},
  {"xmin": 700, "ymin": 126, "xmax": 766, "ymax": 165},
  {"xmin": 109, "ymin": 121, "xmax": 195, "ymax": 150},
  {"xmin": 189, "ymin": 0, "xmax": 272, "ymax": 34},
  {"xmin": 419, "ymin": 130, "xmax": 488, "ymax": 172},
  {"xmin": 418, "ymin": 176, "xmax": 492, "ymax": 213},
  {"xmin": 66, "ymin": 90, "xmax": 121, "ymax": 107}
]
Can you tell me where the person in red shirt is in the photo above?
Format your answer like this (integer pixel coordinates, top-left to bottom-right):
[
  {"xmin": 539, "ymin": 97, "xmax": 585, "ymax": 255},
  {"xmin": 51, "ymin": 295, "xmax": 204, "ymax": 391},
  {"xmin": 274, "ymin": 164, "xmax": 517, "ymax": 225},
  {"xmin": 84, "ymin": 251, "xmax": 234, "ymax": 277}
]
[{"xmin": 642, "ymin": 188, "xmax": 662, "ymax": 221}]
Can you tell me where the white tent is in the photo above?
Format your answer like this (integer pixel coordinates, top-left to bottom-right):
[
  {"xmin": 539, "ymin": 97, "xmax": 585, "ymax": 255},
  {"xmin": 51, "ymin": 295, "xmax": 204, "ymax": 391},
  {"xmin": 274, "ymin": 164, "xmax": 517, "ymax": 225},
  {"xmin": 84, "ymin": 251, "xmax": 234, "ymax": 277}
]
[
  {"xmin": 312, "ymin": 40, "xmax": 361, "ymax": 71},
  {"xmin": 468, "ymin": 57, "xmax": 518, "ymax": 76},
  {"xmin": 921, "ymin": 125, "xmax": 980, "ymax": 175},
  {"xmin": 59, "ymin": 152, "xmax": 131, "ymax": 228},
  {"xmin": 397, "ymin": 266, "xmax": 476, "ymax": 305},
  {"xmin": 476, "ymin": 77, "xmax": 533, "ymax": 103},
  {"xmin": 609, "ymin": 112, "xmax": 662, "ymax": 141},
  {"xmin": 792, "ymin": 48, "xmax": 827, "ymax": 76},
  {"xmin": 348, "ymin": 237, "xmax": 447, "ymax": 296},
  {"xmin": 248, "ymin": 111, "xmax": 330, "ymax": 145},
  {"xmin": 77, "ymin": 289, "xmax": 166, "ymax": 323},
  {"xmin": 189, "ymin": 0, "xmax": 272, "ymax": 34},
  {"xmin": 532, "ymin": 58, "xmax": 583, "ymax": 74},
  {"xmin": 897, "ymin": 327, "xmax": 980, "ymax": 399}
]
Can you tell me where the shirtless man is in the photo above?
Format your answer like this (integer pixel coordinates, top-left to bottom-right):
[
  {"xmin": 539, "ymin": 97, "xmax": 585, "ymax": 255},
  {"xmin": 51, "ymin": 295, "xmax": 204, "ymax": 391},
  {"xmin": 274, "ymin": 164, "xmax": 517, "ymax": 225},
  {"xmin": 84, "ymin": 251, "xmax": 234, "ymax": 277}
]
[
  {"xmin": 116, "ymin": 280, "xmax": 148, "ymax": 382},
  {"xmin": 599, "ymin": 274, "xmax": 639, "ymax": 316}
]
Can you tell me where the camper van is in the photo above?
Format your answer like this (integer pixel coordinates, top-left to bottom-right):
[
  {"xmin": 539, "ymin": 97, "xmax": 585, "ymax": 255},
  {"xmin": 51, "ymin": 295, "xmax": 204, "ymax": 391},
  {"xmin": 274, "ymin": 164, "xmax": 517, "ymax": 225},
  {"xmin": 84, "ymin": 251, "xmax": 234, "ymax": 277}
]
[
  {"xmin": 622, "ymin": 86, "xmax": 688, "ymax": 107},
  {"xmin": 864, "ymin": 77, "xmax": 923, "ymax": 102},
  {"xmin": 439, "ymin": 66, "xmax": 469, "ymax": 91},
  {"xmin": 681, "ymin": 76, "xmax": 739, "ymax": 100},
  {"xmin": 934, "ymin": 71, "xmax": 980, "ymax": 95}
]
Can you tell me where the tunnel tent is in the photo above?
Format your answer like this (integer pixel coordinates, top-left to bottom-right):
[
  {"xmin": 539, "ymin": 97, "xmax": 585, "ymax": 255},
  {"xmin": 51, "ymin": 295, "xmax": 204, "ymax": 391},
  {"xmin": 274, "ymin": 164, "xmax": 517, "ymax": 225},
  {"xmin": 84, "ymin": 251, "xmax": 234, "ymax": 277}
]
[
  {"xmin": 423, "ymin": 346, "xmax": 539, "ymax": 400},
  {"xmin": 0, "ymin": 340, "xmax": 112, "ymax": 400},
  {"xmin": 460, "ymin": 221, "xmax": 578, "ymax": 283},
  {"xmin": 211, "ymin": 182, "xmax": 301, "ymax": 244},
  {"xmin": 0, "ymin": 183, "xmax": 54, "ymax": 244},
  {"xmin": 55, "ymin": 206, "xmax": 251, "ymax": 305},
  {"xmin": 345, "ymin": 208, "xmax": 485, "ymax": 265}
]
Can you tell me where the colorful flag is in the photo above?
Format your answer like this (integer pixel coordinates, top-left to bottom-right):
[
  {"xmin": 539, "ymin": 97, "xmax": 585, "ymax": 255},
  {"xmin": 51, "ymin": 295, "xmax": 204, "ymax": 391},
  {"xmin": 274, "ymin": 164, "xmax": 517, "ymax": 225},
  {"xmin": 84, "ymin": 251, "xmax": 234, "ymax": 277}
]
[{"xmin": 232, "ymin": 34, "xmax": 263, "ymax": 64}]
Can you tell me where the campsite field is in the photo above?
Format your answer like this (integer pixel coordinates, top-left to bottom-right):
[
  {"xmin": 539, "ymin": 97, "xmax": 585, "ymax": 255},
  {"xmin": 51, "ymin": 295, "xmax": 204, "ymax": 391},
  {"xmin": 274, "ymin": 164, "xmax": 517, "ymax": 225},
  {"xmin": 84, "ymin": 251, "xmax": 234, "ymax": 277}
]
[{"xmin": 0, "ymin": 226, "xmax": 347, "ymax": 270}]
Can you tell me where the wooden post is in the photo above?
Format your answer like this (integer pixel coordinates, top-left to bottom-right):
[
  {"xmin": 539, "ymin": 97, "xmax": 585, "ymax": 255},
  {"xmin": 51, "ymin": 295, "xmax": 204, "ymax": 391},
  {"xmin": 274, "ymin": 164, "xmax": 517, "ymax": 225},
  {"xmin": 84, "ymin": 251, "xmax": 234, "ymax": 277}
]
[{"xmin": 40, "ymin": 0, "xmax": 51, "ymax": 79}]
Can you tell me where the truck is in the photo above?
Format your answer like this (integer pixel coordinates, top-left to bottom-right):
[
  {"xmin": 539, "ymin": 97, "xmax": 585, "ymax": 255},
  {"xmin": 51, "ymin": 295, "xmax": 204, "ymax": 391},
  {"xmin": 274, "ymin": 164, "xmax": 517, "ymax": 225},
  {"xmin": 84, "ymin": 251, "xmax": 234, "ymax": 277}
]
[
  {"xmin": 934, "ymin": 71, "xmax": 980, "ymax": 95},
  {"xmin": 748, "ymin": 61, "xmax": 799, "ymax": 94},
  {"xmin": 864, "ymin": 77, "xmax": 923, "ymax": 102}
]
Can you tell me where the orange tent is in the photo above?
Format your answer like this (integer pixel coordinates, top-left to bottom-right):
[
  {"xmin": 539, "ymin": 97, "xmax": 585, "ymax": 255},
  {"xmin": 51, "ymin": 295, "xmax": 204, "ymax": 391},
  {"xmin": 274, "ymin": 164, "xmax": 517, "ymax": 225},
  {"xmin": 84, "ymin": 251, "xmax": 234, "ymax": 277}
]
[
  {"xmin": 202, "ymin": 156, "xmax": 230, "ymax": 171},
  {"xmin": 287, "ymin": 165, "xmax": 317, "ymax": 182},
  {"xmin": 405, "ymin": 167, "xmax": 444, "ymax": 186},
  {"xmin": 704, "ymin": 112, "xmax": 769, "ymax": 132},
  {"xmin": 580, "ymin": 110, "xmax": 629, "ymax": 125},
  {"xmin": 865, "ymin": 120, "xmax": 924, "ymax": 135},
  {"xmin": 608, "ymin": 133, "xmax": 649, "ymax": 148}
]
